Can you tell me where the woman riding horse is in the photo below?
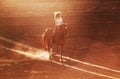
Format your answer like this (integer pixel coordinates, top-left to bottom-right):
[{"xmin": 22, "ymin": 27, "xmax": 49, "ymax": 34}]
[{"xmin": 42, "ymin": 11, "xmax": 67, "ymax": 61}]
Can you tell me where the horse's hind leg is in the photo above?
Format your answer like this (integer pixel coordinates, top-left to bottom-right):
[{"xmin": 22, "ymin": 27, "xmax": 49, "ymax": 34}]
[
  {"xmin": 49, "ymin": 48, "xmax": 53, "ymax": 60},
  {"xmin": 48, "ymin": 41, "xmax": 53, "ymax": 60}
]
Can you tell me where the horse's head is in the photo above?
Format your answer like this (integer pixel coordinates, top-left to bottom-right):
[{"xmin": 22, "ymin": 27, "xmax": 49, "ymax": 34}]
[{"xmin": 60, "ymin": 23, "xmax": 68, "ymax": 37}]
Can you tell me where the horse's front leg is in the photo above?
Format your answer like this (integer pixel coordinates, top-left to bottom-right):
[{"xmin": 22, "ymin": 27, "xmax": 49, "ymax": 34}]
[{"xmin": 59, "ymin": 45, "xmax": 63, "ymax": 62}]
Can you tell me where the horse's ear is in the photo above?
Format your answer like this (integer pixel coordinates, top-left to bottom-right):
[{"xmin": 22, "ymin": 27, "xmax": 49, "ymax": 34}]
[
  {"xmin": 64, "ymin": 23, "xmax": 67, "ymax": 26},
  {"xmin": 65, "ymin": 26, "xmax": 67, "ymax": 29}
]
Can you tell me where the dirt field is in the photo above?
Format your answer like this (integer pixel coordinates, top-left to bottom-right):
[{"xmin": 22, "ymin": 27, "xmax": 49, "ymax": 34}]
[{"xmin": 0, "ymin": 0, "xmax": 120, "ymax": 79}]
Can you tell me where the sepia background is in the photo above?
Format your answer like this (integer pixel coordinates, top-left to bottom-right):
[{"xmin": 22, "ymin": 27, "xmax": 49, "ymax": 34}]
[{"xmin": 0, "ymin": 0, "xmax": 120, "ymax": 79}]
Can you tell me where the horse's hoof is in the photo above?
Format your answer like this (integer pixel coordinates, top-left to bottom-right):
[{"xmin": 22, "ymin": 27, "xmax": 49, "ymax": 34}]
[
  {"xmin": 59, "ymin": 59, "xmax": 63, "ymax": 62},
  {"xmin": 49, "ymin": 55, "xmax": 53, "ymax": 61}
]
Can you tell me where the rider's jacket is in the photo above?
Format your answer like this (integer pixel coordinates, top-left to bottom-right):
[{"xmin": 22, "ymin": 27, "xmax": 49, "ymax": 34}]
[{"xmin": 55, "ymin": 17, "xmax": 63, "ymax": 27}]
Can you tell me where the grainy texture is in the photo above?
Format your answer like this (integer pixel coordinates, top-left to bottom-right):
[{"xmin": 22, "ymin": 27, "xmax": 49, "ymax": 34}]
[{"xmin": 0, "ymin": 0, "xmax": 120, "ymax": 79}]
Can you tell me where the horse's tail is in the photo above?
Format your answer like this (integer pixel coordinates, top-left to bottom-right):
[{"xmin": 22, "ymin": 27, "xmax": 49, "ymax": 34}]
[
  {"xmin": 41, "ymin": 28, "xmax": 49, "ymax": 49},
  {"xmin": 41, "ymin": 28, "xmax": 45, "ymax": 40}
]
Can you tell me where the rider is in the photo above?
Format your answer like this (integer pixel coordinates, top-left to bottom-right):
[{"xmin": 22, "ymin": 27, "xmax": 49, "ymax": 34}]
[{"xmin": 54, "ymin": 11, "xmax": 64, "ymax": 28}]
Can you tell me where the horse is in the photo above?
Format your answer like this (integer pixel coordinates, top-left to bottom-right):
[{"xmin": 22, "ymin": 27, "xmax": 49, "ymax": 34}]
[{"xmin": 42, "ymin": 24, "xmax": 68, "ymax": 61}]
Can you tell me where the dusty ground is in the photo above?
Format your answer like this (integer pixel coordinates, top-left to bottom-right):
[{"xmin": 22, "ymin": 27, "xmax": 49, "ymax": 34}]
[{"xmin": 0, "ymin": 0, "xmax": 120, "ymax": 79}]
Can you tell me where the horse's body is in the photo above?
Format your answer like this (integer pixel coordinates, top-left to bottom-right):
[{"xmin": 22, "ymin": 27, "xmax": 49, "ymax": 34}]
[{"xmin": 42, "ymin": 24, "xmax": 67, "ymax": 61}]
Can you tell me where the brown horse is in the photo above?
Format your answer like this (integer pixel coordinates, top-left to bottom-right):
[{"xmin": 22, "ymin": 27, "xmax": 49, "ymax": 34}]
[{"xmin": 42, "ymin": 24, "xmax": 68, "ymax": 61}]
